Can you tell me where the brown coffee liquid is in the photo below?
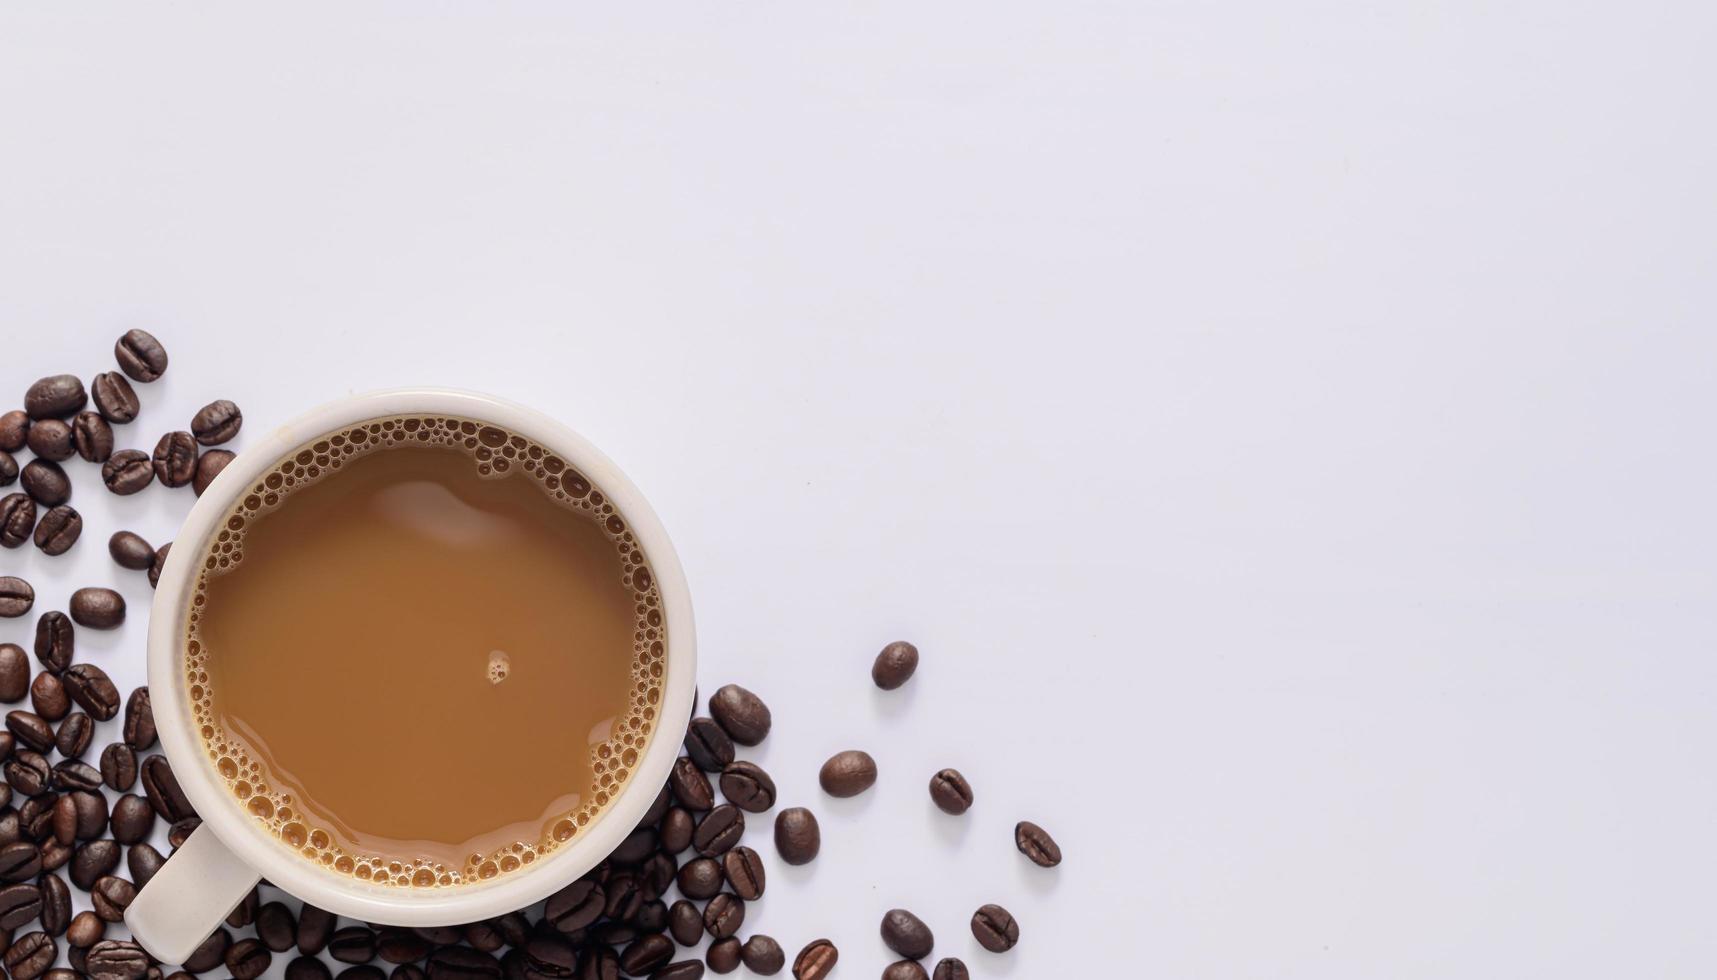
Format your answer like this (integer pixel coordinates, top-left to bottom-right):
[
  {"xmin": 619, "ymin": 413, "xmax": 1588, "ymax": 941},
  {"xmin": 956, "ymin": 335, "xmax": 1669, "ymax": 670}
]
[{"xmin": 185, "ymin": 417, "xmax": 666, "ymax": 888}]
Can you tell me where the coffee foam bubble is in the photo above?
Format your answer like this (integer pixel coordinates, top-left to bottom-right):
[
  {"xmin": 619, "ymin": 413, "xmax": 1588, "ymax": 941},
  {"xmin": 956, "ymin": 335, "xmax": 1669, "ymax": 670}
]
[{"xmin": 185, "ymin": 415, "xmax": 666, "ymax": 888}]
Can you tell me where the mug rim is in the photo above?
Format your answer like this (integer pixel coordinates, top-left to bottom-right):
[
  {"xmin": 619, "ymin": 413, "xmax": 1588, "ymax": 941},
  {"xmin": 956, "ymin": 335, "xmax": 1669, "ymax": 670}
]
[{"xmin": 146, "ymin": 387, "xmax": 697, "ymax": 924}]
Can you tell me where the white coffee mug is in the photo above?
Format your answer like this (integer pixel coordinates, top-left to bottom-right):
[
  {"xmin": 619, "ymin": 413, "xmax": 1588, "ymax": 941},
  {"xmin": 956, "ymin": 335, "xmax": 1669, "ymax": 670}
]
[{"xmin": 126, "ymin": 389, "xmax": 696, "ymax": 963}]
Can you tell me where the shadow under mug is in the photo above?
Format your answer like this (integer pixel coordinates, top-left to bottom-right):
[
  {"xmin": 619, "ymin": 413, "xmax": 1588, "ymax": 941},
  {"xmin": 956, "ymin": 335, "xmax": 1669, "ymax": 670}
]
[{"xmin": 126, "ymin": 389, "xmax": 697, "ymax": 964}]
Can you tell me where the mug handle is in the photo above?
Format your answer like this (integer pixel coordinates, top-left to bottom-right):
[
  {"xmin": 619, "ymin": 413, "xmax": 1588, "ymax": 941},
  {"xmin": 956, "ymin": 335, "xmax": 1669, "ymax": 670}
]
[{"xmin": 126, "ymin": 824, "xmax": 263, "ymax": 964}]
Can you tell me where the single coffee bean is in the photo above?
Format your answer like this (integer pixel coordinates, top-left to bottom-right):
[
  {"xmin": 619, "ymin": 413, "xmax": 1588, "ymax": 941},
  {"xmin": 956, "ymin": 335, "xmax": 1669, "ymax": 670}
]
[
  {"xmin": 100, "ymin": 743, "xmax": 137, "ymax": 791},
  {"xmin": 684, "ymin": 718, "xmax": 735, "ymax": 772},
  {"xmin": 152, "ymin": 431, "xmax": 198, "ymax": 487},
  {"xmin": 667, "ymin": 900, "xmax": 703, "ymax": 946},
  {"xmin": 708, "ymin": 685, "xmax": 771, "ymax": 746},
  {"xmin": 610, "ymin": 826, "xmax": 657, "ymax": 865},
  {"xmin": 0, "ymin": 646, "xmax": 25, "ymax": 701},
  {"xmin": 617, "ymin": 933, "xmax": 673, "ymax": 975},
  {"xmin": 110, "ymin": 794, "xmax": 155, "ymax": 843},
  {"xmin": 31, "ymin": 674, "xmax": 68, "ymax": 721},
  {"xmin": 329, "ymin": 926, "xmax": 378, "ymax": 964},
  {"xmin": 33, "ymin": 506, "xmax": 81, "ymax": 555},
  {"xmin": 676, "ymin": 857, "xmax": 723, "ymax": 900},
  {"xmin": 148, "ymin": 542, "xmax": 172, "ymax": 587},
  {"xmin": 818, "ymin": 750, "xmax": 877, "ymax": 798},
  {"xmin": 637, "ymin": 900, "xmax": 669, "ymax": 934},
  {"xmin": 288, "ymin": 958, "xmax": 335, "ymax": 980},
  {"xmin": 721, "ymin": 846, "xmax": 765, "ymax": 900},
  {"xmin": 0, "ymin": 494, "xmax": 35, "ymax": 548},
  {"xmin": 521, "ymin": 935, "xmax": 576, "ymax": 977},
  {"xmin": 716, "ymin": 761, "xmax": 776, "ymax": 814},
  {"xmin": 19, "ymin": 793, "xmax": 56, "ymax": 839},
  {"xmin": 594, "ymin": 920, "xmax": 639, "ymax": 948},
  {"xmin": 660, "ymin": 806, "xmax": 694, "ymax": 853},
  {"xmin": 20, "ymin": 460, "xmax": 70, "ymax": 506},
  {"xmin": 115, "ymin": 330, "xmax": 168, "ymax": 383},
  {"xmin": 193, "ymin": 449, "xmax": 235, "ymax": 496},
  {"xmin": 88, "ymin": 939, "xmax": 151, "ymax": 980},
  {"xmin": 101, "ymin": 450, "xmax": 153, "ymax": 495},
  {"xmin": 705, "ymin": 938, "xmax": 741, "ymax": 975},
  {"xmin": 91, "ymin": 875, "xmax": 137, "ymax": 922},
  {"xmin": 33, "ymin": 612, "xmax": 72, "ymax": 674},
  {"xmin": 543, "ymin": 878, "xmax": 605, "ymax": 933},
  {"xmin": 69, "ymin": 840, "xmax": 119, "ymax": 890},
  {"xmin": 37, "ymin": 873, "xmax": 69, "ymax": 936},
  {"xmin": 4, "ymin": 930, "xmax": 57, "ymax": 979},
  {"xmin": 602, "ymin": 871, "xmax": 643, "ymax": 921},
  {"xmin": 969, "ymin": 904, "xmax": 1018, "ymax": 952},
  {"xmin": 885, "ymin": 962, "xmax": 929, "ymax": 980},
  {"xmin": 24, "ymin": 376, "xmax": 86, "ymax": 420},
  {"xmin": 182, "ymin": 927, "xmax": 231, "ymax": 972},
  {"xmin": 54, "ymin": 713, "xmax": 92, "ymax": 759},
  {"xmin": 638, "ymin": 782, "xmax": 672, "ymax": 827},
  {"xmin": 127, "ymin": 843, "xmax": 165, "ymax": 887},
  {"xmin": 90, "ymin": 373, "xmax": 140, "ymax": 424},
  {"xmin": 72, "ymin": 413, "xmax": 114, "ymax": 463},
  {"xmin": 460, "ymin": 921, "xmax": 502, "ymax": 954},
  {"xmin": 791, "ymin": 939, "xmax": 837, "ymax": 980},
  {"xmin": 222, "ymin": 937, "xmax": 273, "ymax": 980},
  {"xmin": 0, "ymin": 579, "xmax": 31, "ymax": 619},
  {"xmin": 65, "ymin": 910, "xmax": 105, "ymax": 948},
  {"xmin": 426, "ymin": 945, "xmax": 501, "ymax": 980},
  {"xmin": 702, "ymin": 893, "xmax": 744, "ymax": 940},
  {"xmin": 928, "ymin": 769, "xmax": 974, "ymax": 815},
  {"xmin": 1014, "ymin": 820, "xmax": 1061, "ymax": 867},
  {"xmin": 119, "ymin": 689, "xmax": 155, "ymax": 751},
  {"xmin": 650, "ymin": 961, "xmax": 705, "ymax": 980},
  {"xmin": 773, "ymin": 807, "xmax": 820, "ymax": 865},
  {"xmin": 410, "ymin": 927, "xmax": 459, "ymax": 948},
  {"xmin": 492, "ymin": 912, "xmax": 529, "ymax": 947},
  {"xmin": 0, "ymin": 882, "xmax": 41, "ymax": 930},
  {"xmin": 670, "ymin": 757, "xmax": 715, "ymax": 811},
  {"xmin": 298, "ymin": 904, "xmax": 337, "ymax": 955},
  {"xmin": 577, "ymin": 948, "xmax": 619, "ymax": 980},
  {"xmin": 62, "ymin": 664, "xmax": 120, "ymax": 721},
  {"xmin": 192, "ymin": 400, "xmax": 243, "ymax": 445},
  {"xmin": 340, "ymin": 969, "xmax": 387, "ymax": 980},
  {"xmin": 378, "ymin": 929, "xmax": 432, "ymax": 965},
  {"xmin": 0, "ymin": 841, "xmax": 40, "ymax": 882},
  {"xmin": 140, "ymin": 753, "xmax": 193, "ymax": 821},
  {"xmin": 226, "ymin": 886, "xmax": 260, "ymax": 929},
  {"xmin": 108, "ymin": 531, "xmax": 156, "ymax": 570},
  {"xmin": 25, "ymin": 421, "xmax": 75, "ymax": 462},
  {"xmin": 3, "ymin": 751, "xmax": 51, "ymax": 797},
  {"xmin": 881, "ymin": 909, "xmax": 935, "ymax": 959},
  {"xmin": 0, "ymin": 450, "xmax": 13, "ymax": 487},
  {"xmin": 70, "ymin": 588, "xmax": 125, "ymax": 630},
  {"xmin": 740, "ymin": 936, "xmax": 784, "ymax": 976},
  {"xmin": 0, "ymin": 412, "xmax": 27, "ymax": 452},
  {"xmin": 693, "ymin": 805, "xmax": 744, "ymax": 857},
  {"xmin": 6, "ymin": 713, "xmax": 54, "ymax": 754}
]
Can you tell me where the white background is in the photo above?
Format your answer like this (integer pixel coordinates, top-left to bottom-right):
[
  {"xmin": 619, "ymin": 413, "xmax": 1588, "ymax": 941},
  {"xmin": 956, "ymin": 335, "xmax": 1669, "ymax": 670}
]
[{"xmin": 2, "ymin": 3, "xmax": 1715, "ymax": 977}]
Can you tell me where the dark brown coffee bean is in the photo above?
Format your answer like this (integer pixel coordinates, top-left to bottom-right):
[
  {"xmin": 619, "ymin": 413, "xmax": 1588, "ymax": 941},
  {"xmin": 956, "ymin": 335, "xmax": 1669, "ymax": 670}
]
[
  {"xmin": 30, "ymin": 674, "xmax": 67, "ymax": 721},
  {"xmin": 110, "ymin": 794, "xmax": 155, "ymax": 843},
  {"xmin": 702, "ymin": 893, "xmax": 744, "ymax": 940},
  {"xmin": 676, "ymin": 857, "xmax": 723, "ymax": 900},
  {"xmin": 669, "ymin": 757, "xmax": 714, "ymax": 811},
  {"xmin": 73, "ymin": 413, "xmax": 114, "ymax": 463},
  {"xmin": 521, "ymin": 935, "xmax": 575, "ymax": 977},
  {"xmin": 0, "ymin": 494, "xmax": 35, "ymax": 548},
  {"xmin": 62, "ymin": 664, "xmax": 120, "ymax": 721},
  {"xmin": 329, "ymin": 926, "xmax": 377, "ymax": 964},
  {"xmin": 4, "ymin": 930, "xmax": 57, "ymax": 979},
  {"xmin": 226, "ymin": 885, "xmax": 258, "ymax": 927},
  {"xmin": 140, "ymin": 754, "xmax": 193, "ymax": 822},
  {"xmin": 54, "ymin": 713, "xmax": 92, "ymax": 759},
  {"xmin": 193, "ymin": 449, "xmax": 235, "ymax": 496},
  {"xmin": 148, "ymin": 542, "xmax": 171, "ymax": 588},
  {"xmin": 411, "ymin": 927, "xmax": 460, "ymax": 947},
  {"xmin": 928, "ymin": 769, "xmax": 973, "ymax": 815},
  {"xmin": 0, "ymin": 646, "xmax": 25, "ymax": 702},
  {"xmin": 33, "ymin": 613, "xmax": 72, "ymax": 674},
  {"xmin": 74, "ymin": 790, "xmax": 109, "ymax": 839},
  {"xmin": 36, "ymin": 873, "xmax": 69, "ymax": 936},
  {"xmin": 70, "ymin": 588, "xmax": 125, "ymax": 630},
  {"xmin": 693, "ymin": 805, "xmax": 743, "ymax": 857},
  {"xmin": 544, "ymin": 878, "xmax": 605, "ymax": 933},
  {"xmin": 603, "ymin": 871, "xmax": 643, "ymax": 921},
  {"xmin": 168, "ymin": 816, "xmax": 200, "ymax": 849},
  {"xmin": 4, "ymin": 751, "xmax": 51, "ymax": 797},
  {"xmin": 91, "ymin": 875, "xmax": 136, "ymax": 922},
  {"xmin": 616, "ymin": 933, "xmax": 672, "ymax": 975},
  {"xmin": 24, "ymin": 376, "xmax": 86, "ymax": 420},
  {"xmin": 152, "ymin": 431, "xmax": 197, "ymax": 488},
  {"xmin": 115, "ymin": 331, "xmax": 168, "ymax": 383},
  {"xmin": 0, "ymin": 841, "xmax": 40, "ymax": 883},
  {"xmin": 426, "ymin": 945, "xmax": 501, "ymax": 980},
  {"xmin": 108, "ymin": 531, "xmax": 155, "ymax": 570},
  {"xmin": 0, "ymin": 449, "xmax": 13, "ymax": 487},
  {"xmin": 101, "ymin": 451, "xmax": 153, "ymax": 496},
  {"xmin": 720, "ymin": 846, "xmax": 764, "ymax": 900},
  {"xmin": 32, "ymin": 506, "xmax": 80, "ymax": 555},
  {"xmin": 969, "ymin": 904, "xmax": 1018, "ymax": 952},
  {"xmin": 55, "ymin": 758, "xmax": 110, "ymax": 795},
  {"xmin": 708, "ymin": 685, "xmax": 770, "ymax": 746},
  {"xmin": 126, "ymin": 842, "xmax": 164, "ymax": 887},
  {"xmin": 65, "ymin": 910, "xmax": 105, "ymax": 948},
  {"xmin": 492, "ymin": 912, "xmax": 529, "ymax": 948},
  {"xmin": 740, "ymin": 936, "xmax": 784, "ymax": 976},
  {"xmin": 660, "ymin": 901, "xmax": 699, "ymax": 947},
  {"xmin": 287, "ymin": 957, "xmax": 334, "ymax": 980},
  {"xmin": 883, "ymin": 962, "xmax": 928, "ymax": 980},
  {"xmin": 298, "ymin": 904, "xmax": 336, "ymax": 955},
  {"xmin": 19, "ymin": 793, "xmax": 56, "ymax": 840},
  {"xmin": 1014, "ymin": 820, "xmax": 1060, "ymax": 867},
  {"xmin": 25, "ymin": 421, "xmax": 75, "ymax": 462},
  {"xmin": 881, "ymin": 909, "xmax": 934, "ymax": 959},
  {"xmin": 0, "ymin": 412, "xmax": 27, "ymax": 453},
  {"xmin": 703, "ymin": 938, "xmax": 741, "ymax": 976},
  {"xmin": 0, "ymin": 579, "xmax": 30, "ymax": 620},
  {"xmin": 660, "ymin": 806, "xmax": 694, "ymax": 853},
  {"xmin": 20, "ymin": 460, "xmax": 70, "ymax": 506},
  {"xmin": 87, "ymin": 939, "xmax": 149, "ymax": 980},
  {"xmin": 458, "ymin": 921, "xmax": 502, "ymax": 954},
  {"xmin": 652, "ymin": 962, "xmax": 704, "ymax": 980},
  {"xmin": 100, "ymin": 744, "xmax": 137, "ymax": 791},
  {"xmin": 7, "ymin": 713, "xmax": 55, "ymax": 754},
  {"xmin": 683, "ymin": 718, "xmax": 734, "ymax": 772},
  {"xmin": 377, "ymin": 929, "xmax": 431, "ymax": 965},
  {"xmin": 90, "ymin": 374, "xmax": 139, "ymax": 425},
  {"xmin": 791, "ymin": 939, "xmax": 837, "ymax": 980},
  {"xmin": 69, "ymin": 840, "xmax": 119, "ymax": 890},
  {"xmin": 574, "ymin": 947, "xmax": 617, "ymax": 980},
  {"xmin": 182, "ymin": 927, "xmax": 230, "ymax": 972},
  {"xmin": 716, "ymin": 762, "xmax": 774, "ymax": 815},
  {"xmin": 0, "ymin": 882, "xmax": 41, "ymax": 930},
  {"xmin": 191, "ymin": 400, "xmax": 242, "ymax": 446},
  {"xmin": 340, "ymin": 969, "xmax": 387, "ymax": 980},
  {"xmin": 818, "ymin": 750, "xmax": 876, "ymax": 798},
  {"xmin": 610, "ymin": 826, "xmax": 657, "ymax": 865},
  {"xmin": 117, "ymin": 689, "xmax": 155, "ymax": 751},
  {"xmin": 773, "ymin": 807, "xmax": 819, "ymax": 865}
]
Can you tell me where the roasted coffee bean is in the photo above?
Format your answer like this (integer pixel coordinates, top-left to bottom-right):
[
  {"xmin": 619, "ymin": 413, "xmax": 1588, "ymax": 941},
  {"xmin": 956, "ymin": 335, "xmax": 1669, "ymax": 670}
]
[
  {"xmin": 298, "ymin": 904, "xmax": 336, "ymax": 955},
  {"xmin": 117, "ymin": 689, "xmax": 155, "ymax": 752},
  {"xmin": 55, "ymin": 713, "xmax": 92, "ymax": 759},
  {"xmin": 108, "ymin": 531, "xmax": 155, "ymax": 570},
  {"xmin": 929, "ymin": 769, "xmax": 973, "ymax": 815},
  {"xmin": 33, "ymin": 613, "xmax": 73, "ymax": 674},
  {"xmin": 676, "ymin": 857, "xmax": 723, "ymax": 900},
  {"xmin": 0, "ymin": 809, "xmax": 22, "ymax": 845},
  {"xmin": 50, "ymin": 792, "xmax": 78, "ymax": 845},
  {"xmin": 693, "ymin": 805, "xmax": 743, "ymax": 857},
  {"xmin": 168, "ymin": 816, "xmax": 200, "ymax": 848},
  {"xmin": 88, "ymin": 939, "xmax": 151, "ymax": 980},
  {"xmin": 20, "ymin": 460, "xmax": 70, "ymax": 506},
  {"xmin": 4, "ymin": 751, "xmax": 51, "ymax": 797},
  {"xmin": 616, "ymin": 933, "xmax": 672, "ymax": 975},
  {"xmin": 70, "ymin": 840, "xmax": 120, "ymax": 890},
  {"xmin": 881, "ymin": 909, "xmax": 934, "ymax": 959},
  {"xmin": 660, "ymin": 807, "xmax": 694, "ymax": 853},
  {"xmin": 287, "ymin": 957, "xmax": 334, "ymax": 980},
  {"xmin": 635, "ymin": 900, "xmax": 669, "ymax": 933},
  {"xmin": 720, "ymin": 846, "xmax": 764, "ymax": 901},
  {"xmin": 193, "ymin": 449, "xmax": 235, "ymax": 496},
  {"xmin": 773, "ymin": 807, "xmax": 819, "ymax": 865},
  {"xmin": 578, "ymin": 948, "xmax": 618, "ymax": 980},
  {"xmin": 426, "ymin": 945, "xmax": 501, "ymax": 980},
  {"xmin": 669, "ymin": 757, "xmax": 714, "ymax": 811},
  {"xmin": 492, "ymin": 912, "xmax": 529, "ymax": 948},
  {"xmin": 638, "ymin": 782, "xmax": 672, "ymax": 827},
  {"xmin": 100, "ymin": 744, "xmax": 137, "ymax": 791},
  {"xmin": 0, "ymin": 646, "xmax": 24, "ymax": 702},
  {"xmin": 7, "ymin": 713, "xmax": 55, "ymax": 754},
  {"xmin": 19, "ymin": 794, "xmax": 56, "ymax": 840},
  {"xmin": 708, "ymin": 685, "xmax": 770, "ymax": 746},
  {"xmin": 0, "ymin": 882, "xmax": 41, "ymax": 930},
  {"xmin": 192, "ymin": 400, "xmax": 242, "ymax": 445},
  {"xmin": 0, "ymin": 412, "xmax": 26, "ymax": 453},
  {"xmin": 611, "ymin": 826, "xmax": 657, "ymax": 865},
  {"xmin": 1014, "ymin": 820, "xmax": 1061, "ymax": 867},
  {"xmin": 26, "ymin": 421, "xmax": 75, "ymax": 462},
  {"xmin": 33, "ymin": 506, "xmax": 80, "ymax": 556},
  {"xmin": 5, "ymin": 930, "xmax": 57, "ymax": 979},
  {"xmin": 73, "ymin": 413, "xmax": 114, "ymax": 463},
  {"xmin": 64, "ymin": 664, "xmax": 120, "ymax": 722},
  {"xmin": 818, "ymin": 750, "xmax": 876, "ymax": 798},
  {"xmin": 651, "ymin": 963, "xmax": 704, "ymax": 980},
  {"xmin": 115, "ymin": 331, "xmax": 168, "ymax": 383},
  {"xmin": 74, "ymin": 788, "xmax": 111, "ymax": 837},
  {"xmin": 703, "ymin": 938, "xmax": 741, "ymax": 976},
  {"xmin": 0, "ymin": 841, "xmax": 40, "ymax": 882},
  {"xmin": 717, "ymin": 761, "xmax": 776, "ymax": 814},
  {"xmin": 969, "ymin": 905, "xmax": 1018, "ymax": 952},
  {"xmin": 883, "ymin": 962, "xmax": 929, "ymax": 980},
  {"xmin": 602, "ymin": 871, "xmax": 643, "ymax": 921},
  {"xmin": 149, "ymin": 542, "xmax": 171, "ymax": 588},
  {"xmin": 544, "ymin": 878, "xmax": 604, "ymax": 933},
  {"xmin": 37, "ymin": 874, "xmax": 69, "ymax": 936},
  {"xmin": 110, "ymin": 794, "xmax": 155, "ymax": 843},
  {"xmin": 459, "ymin": 921, "xmax": 502, "ymax": 954},
  {"xmin": 702, "ymin": 894, "xmax": 744, "ymax": 940},
  {"xmin": 329, "ymin": 926, "xmax": 378, "ymax": 964},
  {"xmin": 791, "ymin": 940, "xmax": 837, "ymax": 980},
  {"xmin": 0, "ymin": 579, "xmax": 32, "ymax": 619},
  {"xmin": 740, "ymin": 936, "xmax": 784, "ymax": 976},
  {"xmin": 340, "ymin": 969, "xmax": 387, "ymax": 980},
  {"xmin": 24, "ymin": 376, "xmax": 86, "ymax": 420},
  {"xmin": 226, "ymin": 886, "xmax": 259, "ymax": 927},
  {"xmin": 182, "ymin": 928, "xmax": 231, "ymax": 972},
  {"xmin": 152, "ymin": 432, "xmax": 198, "ymax": 488},
  {"xmin": 0, "ymin": 733, "xmax": 11, "ymax": 766},
  {"xmin": 411, "ymin": 927, "xmax": 460, "ymax": 947},
  {"xmin": 378, "ymin": 929, "xmax": 431, "ymax": 965},
  {"xmin": 591, "ymin": 921, "xmax": 639, "ymax": 947},
  {"xmin": 52, "ymin": 759, "xmax": 101, "ymax": 792},
  {"xmin": 641, "ymin": 851, "xmax": 677, "ymax": 900},
  {"xmin": 69, "ymin": 588, "xmax": 125, "ymax": 630},
  {"xmin": 684, "ymin": 718, "xmax": 735, "ymax": 772},
  {"xmin": 91, "ymin": 875, "xmax": 136, "ymax": 921},
  {"xmin": 65, "ymin": 910, "xmax": 105, "ymax": 949},
  {"xmin": 126, "ymin": 843, "xmax": 164, "ymax": 887},
  {"xmin": 30, "ymin": 675, "xmax": 68, "ymax": 721},
  {"xmin": 38, "ymin": 839, "xmax": 70, "ymax": 872},
  {"xmin": 90, "ymin": 373, "xmax": 139, "ymax": 425},
  {"xmin": 101, "ymin": 451, "xmax": 153, "ymax": 495},
  {"xmin": 667, "ymin": 900, "xmax": 702, "ymax": 946},
  {"xmin": 0, "ymin": 451, "xmax": 12, "ymax": 488},
  {"xmin": 0, "ymin": 494, "xmax": 35, "ymax": 548},
  {"xmin": 521, "ymin": 935, "xmax": 576, "ymax": 977}
]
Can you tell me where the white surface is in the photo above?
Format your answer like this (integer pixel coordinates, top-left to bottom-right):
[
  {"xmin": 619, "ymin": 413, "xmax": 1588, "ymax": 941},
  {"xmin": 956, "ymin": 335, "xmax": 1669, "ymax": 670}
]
[{"xmin": 1, "ymin": 3, "xmax": 1714, "ymax": 977}]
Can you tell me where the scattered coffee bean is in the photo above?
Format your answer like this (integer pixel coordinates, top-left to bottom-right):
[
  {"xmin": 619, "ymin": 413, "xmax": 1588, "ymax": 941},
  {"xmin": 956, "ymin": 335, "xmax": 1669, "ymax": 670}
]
[
  {"xmin": 670, "ymin": 757, "xmax": 715, "ymax": 811},
  {"xmin": 872, "ymin": 640, "xmax": 919, "ymax": 690},
  {"xmin": 69, "ymin": 839, "xmax": 119, "ymax": 890},
  {"xmin": 152, "ymin": 431, "xmax": 198, "ymax": 487},
  {"xmin": 71, "ymin": 790, "xmax": 108, "ymax": 840},
  {"xmin": 684, "ymin": 717, "xmax": 735, "ymax": 772},
  {"xmin": 929, "ymin": 769, "xmax": 973, "ymax": 815},
  {"xmin": 708, "ymin": 685, "xmax": 771, "ymax": 745},
  {"xmin": 115, "ymin": 330, "xmax": 168, "ymax": 383},
  {"xmin": 426, "ymin": 944, "xmax": 501, "ymax": 980},
  {"xmin": 54, "ymin": 713, "xmax": 92, "ymax": 759},
  {"xmin": 61, "ymin": 664, "xmax": 120, "ymax": 721},
  {"xmin": 0, "ymin": 578, "xmax": 31, "ymax": 619},
  {"xmin": 617, "ymin": 933, "xmax": 672, "ymax": 975},
  {"xmin": 881, "ymin": 908, "xmax": 935, "ymax": 959},
  {"xmin": 37, "ymin": 873, "xmax": 70, "ymax": 936},
  {"xmin": 87, "ymin": 940, "xmax": 150, "ymax": 980},
  {"xmin": 543, "ymin": 878, "xmax": 604, "ymax": 933},
  {"xmin": 33, "ymin": 612, "xmax": 72, "ymax": 674},
  {"xmin": 969, "ymin": 904, "xmax": 1018, "ymax": 952},
  {"xmin": 0, "ymin": 646, "xmax": 25, "ymax": 702},
  {"xmin": 577, "ymin": 947, "xmax": 618, "ymax": 980},
  {"xmin": 65, "ymin": 910, "xmax": 105, "ymax": 948},
  {"xmin": 288, "ymin": 958, "xmax": 334, "ymax": 980},
  {"xmin": 52, "ymin": 759, "xmax": 102, "ymax": 792},
  {"xmin": 706, "ymin": 937, "xmax": 742, "ymax": 975},
  {"xmin": 378, "ymin": 928, "xmax": 433, "ymax": 965},
  {"xmin": 718, "ymin": 761, "xmax": 776, "ymax": 813},
  {"xmin": 0, "ymin": 450, "xmax": 13, "ymax": 487},
  {"xmin": 72, "ymin": 412, "xmax": 114, "ymax": 463},
  {"xmin": 1014, "ymin": 820, "xmax": 1060, "ymax": 867},
  {"xmin": 791, "ymin": 939, "xmax": 837, "ymax": 980},
  {"xmin": 702, "ymin": 893, "xmax": 744, "ymax": 940},
  {"xmin": 676, "ymin": 858, "xmax": 723, "ymax": 900},
  {"xmin": 20, "ymin": 460, "xmax": 70, "ymax": 506},
  {"xmin": 111, "ymin": 793, "xmax": 155, "ymax": 843},
  {"xmin": 0, "ymin": 839, "xmax": 41, "ymax": 883},
  {"xmin": 100, "ymin": 743, "xmax": 137, "ymax": 791},
  {"xmin": 25, "ymin": 420, "xmax": 74, "ymax": 462},
  {"xmin": 297, "ymin": 904, "xmax": 336, "ymax": 955},
  {"xmin": 610, "ymin": 826, "xmax": 657, "ymax": 865},
  {"xmin": 69, "ymin": 587, "xmax": 125, "ymax": 629},
  {"xmin": 339, "ymin": 968, "xmax": 387, "ymax": 980},
  {"xmin": 0, "ymin": 493, "xmax": 35, "ymax": 548},
  {"xmin": 668, "ymin": 900, "xmax": 703, "ymax": 946},
  {"xmin": 91, "ymin": 875, "xmax": 136, "ymax": 921},
  {"xmin": 192, "ymin": 400, "xmax": 243, "ymax": 445},
  {"xmin": 123, "ymin": 688, "xmax": 157, "ymax": 750},
  {"xmin": 721, "ymin": 845, "xmax": 765, "ymax": 900},
  {"xmin": 182, "ymin": 927, "xmax": 231, "ymax": 972},
  {"xmin": 0, "ymin": 412, "xmax": 27, "ymax": 452},
  {"xmin": 0, "ymin": 882, "xmax": 42, "ymax": 930},
  {"xmin": 660, "ymin": 806, "xmax": 694, "ymax": 853},
  {"xmin": 3, "ymin": 751, "xmax": 51, "ymax": 797},
  {"xmin": 148, "ymin": 542, "xmax": 172, "ymax": 588},
  {"xmin": 651, "ymin": 963, "xmax": 704, "ymax": 980},
  {"xmin": 126, "ymin": 842, "xmax": 164, "ymax": 888},
  {"xmin": 33, "ymin": 505, "xmax": 80, "ymax": 555},
  {"xmin": 773, "ymin": 807, "xmax": 820, "ymax": 865},
  {"xmin": 602, "ymin": 871, "xmax": 643, "ymax": 921},
  {"xmin": 460, "ymin": 921, "xmax": 502, "ymax": 954},
  {"xmin": 24, "ymin": 376, "xmax": 86, "ymax": 420},
  {"xmin": 140, "ymin": 754, "xmax": 194, "ymax": 823},
  {"xmin": 101, "ymin": 450, "xmax": 153, "ymax": 495},
  {"xmin": 883, "ymin": 962, "xmax": 929, "ymax": 980},
  {"xmin": 818, "ymin": 750, "xmax": 877, "ymax": 798},
  {"xmin": 329, "ymin": 926, "xmax": 377, "ymax": 964},
  {"xmin": 90, "ymin": 373, "xmax": 139, "ymax": 424},
  {"xmin": 522, "ymin": 935, "xmax": 577, "ymax": 977},
  {"xmin": 693, "ymin": 805, "xmax": 744, "ymax": 857},
  {"xmin": 641, "ymin": 850, "xmax": 677, "ymax": 899},
  {"xmin": 4, "ymin": 930, "xmax": 57, "ymax": 980},
  {"xmin": 740, "ymin": 936, "xmax": 784, "ymax": 976},
  {"xmin": 109, "ymin": 530, "xmax": 155, "ymax": 570},
  {"xmin": 194, "ymin": 449, "xmax": 236, "ymax": 495}
]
